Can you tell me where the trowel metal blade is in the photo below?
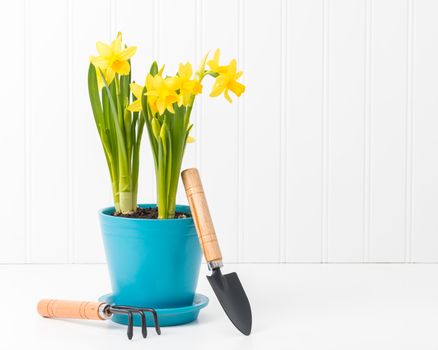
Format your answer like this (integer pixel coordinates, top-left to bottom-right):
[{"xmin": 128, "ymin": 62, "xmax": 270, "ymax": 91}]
[{"xmin": 207, "ymin": 268, "xmax": 252, "ymax": 335}]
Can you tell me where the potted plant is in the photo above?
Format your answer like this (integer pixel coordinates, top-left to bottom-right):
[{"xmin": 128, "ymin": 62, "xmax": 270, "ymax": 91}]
[{"xmin": 88, "ymin": 33, "xmax": 245, "ymax": 326}]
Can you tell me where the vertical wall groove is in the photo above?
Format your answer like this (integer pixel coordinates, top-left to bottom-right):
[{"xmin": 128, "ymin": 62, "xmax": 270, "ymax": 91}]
[
  {"xmin": 405, "ymin": 0, "xmax": 414, "ymax": 262},
  {"xmin": 24, "ymin": 0, "xmax": 31, "ymax": 263},
  {"xmin": 237, "ymin": 0, "xmax": 245, "ymax": 262},
  {"xmin": 195, "ymin": 0, "xmax": 203, "ymax": 171},
  {"xmin": 113, "ymin": 0, "xmax": 118, "ymax": 32},
  {"xmin": 107, "ymin": 0, "xmax": 112, "ymax": 39},
  {"xmin": 321, "ymin": 0, "xmax": 329, "ymax": 263},
  {"xmin": 153, "ymin": 0, "xmax": 160, "ymax": 58},
  {"xmin": 279, "ymin": 0, "xmax": 287, "ymax": 263},
  {"xmin": 151, "ymin": 0, "xmax": 159, "ymax": 204},
  {"xmin": 109, "ymin": 0, "xmax": 116, "ymax": 36},
  {"xmin": 67, "ymin": 0, "xmax": 74, "ymax": 263},
  {"xmin": 363, "ymin": 0, "xmax": 372, "ymax": 262}
]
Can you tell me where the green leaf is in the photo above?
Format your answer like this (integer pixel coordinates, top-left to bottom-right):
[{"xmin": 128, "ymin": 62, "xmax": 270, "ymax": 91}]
[{"xmin": 87, "ymin": 64, "xmax": 104, "ymax": 130}]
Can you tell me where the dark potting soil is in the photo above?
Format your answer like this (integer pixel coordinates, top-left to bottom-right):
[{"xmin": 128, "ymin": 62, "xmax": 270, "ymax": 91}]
[{"xmin": 113, "ymin": 207, "xmax": 191, "ymax": 219}]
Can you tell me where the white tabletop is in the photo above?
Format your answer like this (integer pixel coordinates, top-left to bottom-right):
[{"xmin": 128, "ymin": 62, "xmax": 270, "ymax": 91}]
[{"xmin": 2, "ymin": 263, "xmax": 438, "ymax": 350}]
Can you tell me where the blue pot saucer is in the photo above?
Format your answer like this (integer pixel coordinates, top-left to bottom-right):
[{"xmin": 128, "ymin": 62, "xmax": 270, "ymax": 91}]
[{"xmin": 98, "ymin": 293, "xmax": 209, "ymax": 327}]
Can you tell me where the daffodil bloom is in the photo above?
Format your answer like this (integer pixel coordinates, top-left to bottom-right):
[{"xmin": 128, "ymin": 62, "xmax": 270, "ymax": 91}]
[
  {"xmin": 127, "ymin": 65, "xmax": 168, "ymax": 112},
  {"xmin": 90, "ymin": 32, "xmax": 137, "ymax": 89},
  {"xmin": 145, "ymin": 74, "xmax": 179, "ymax": 115},
  {"xmin": 210, "ymin": 59, "xmax": 245, "ymax": 103},
  {"xmin": 176, "ymin": 62, "xmax": 202, "ymax": 106}
]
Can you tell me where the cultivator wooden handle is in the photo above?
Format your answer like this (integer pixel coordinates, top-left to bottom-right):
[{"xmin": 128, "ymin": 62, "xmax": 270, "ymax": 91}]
[
  {"xmin": 182, "ymin": 168, "xmax": 223, "ymax": 269},
  {"xmin": 37, "ymin": 299, "xmax": 107, "ymax": 320},
  {"xmin": 37, "ymin": 298, "xmax": 161, "ymax": 340}
]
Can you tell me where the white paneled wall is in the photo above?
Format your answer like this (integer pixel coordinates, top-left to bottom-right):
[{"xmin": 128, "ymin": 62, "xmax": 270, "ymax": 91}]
[{"xmin": 1, "ymin": 0, "xmax": 437, "ymax": 264}]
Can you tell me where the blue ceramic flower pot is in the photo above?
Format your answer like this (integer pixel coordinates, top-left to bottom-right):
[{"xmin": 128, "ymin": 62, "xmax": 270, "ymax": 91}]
[{"xmin": 99, "ymin": 204, "xmax": 202, "ymax": 309}]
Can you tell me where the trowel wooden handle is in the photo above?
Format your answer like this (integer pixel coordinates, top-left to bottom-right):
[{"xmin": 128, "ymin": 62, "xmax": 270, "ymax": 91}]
[
  {"xmin": 37, "ymin": 299, "xmax": 107, "ymax": 320},
  {"xmin": 182, "ymin": 168, "xmax": 223, "ymax": 267}
]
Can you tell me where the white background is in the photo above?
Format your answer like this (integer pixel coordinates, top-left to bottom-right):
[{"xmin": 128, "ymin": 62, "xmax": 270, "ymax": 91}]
[{"xmin": 1, "ymin": 0, "xmax": 438, "ymax": 264}]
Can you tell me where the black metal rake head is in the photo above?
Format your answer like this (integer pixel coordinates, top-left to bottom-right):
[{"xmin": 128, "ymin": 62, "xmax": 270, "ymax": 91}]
[{"xmin": 106, "ymin": 305, "xmax": 161, "ymax": 340}]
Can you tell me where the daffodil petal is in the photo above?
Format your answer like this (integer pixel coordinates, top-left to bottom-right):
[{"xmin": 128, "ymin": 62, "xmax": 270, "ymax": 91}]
[
  {"xmin": 178, "ymin": 63, "xmax": 185, "ymax": 77},
  {"xmin": 177, "ymin": 94, "xmax": 184, "ymax": 107},
  {"xmin": 224, "ymin": 89, "xmax": 232, "ymax": 103},
  {"xmin": 90, "ymin": 55, "xmax": 109, "ymax": 68},
  {"xmin": 207, "ymin": 48, "xmax": 221, "ymax": 71},
  {"xmin": 146, "ymin": 74, "xmax": 155, "ymax": 90},
  {"xmin": 228, "ymin": 59, "xmax": 237, "ymax": 74},
  {"xmin": 96, "ymin": 42, "xmax": 112, "ymax": 57},
  {"xmin": 165, "ymin": 77, "xmax": 180, "ymax": 90},
  {"xmin": 127, "ymin": 99, "xmax": 142, "ymax": 112},
  {"xmin": 95, "ymin": 66, "xmax": 104, "ymax": 90},
  {"xmin": 156, "ymin": 99, "xmax": 165, "ymax": 115},
  {"xmin": 145, "ymin": 91, "xmax": 159, "ymax": 97},
  {"xmin": 210, "ymin": 83, "xmax": 224, "ymax": 97},
  {"xmin": 178, "ymin": 62, "xmax": 192, "ymax": 79},
  {"xmin": 104, "ymin": 68, "xmax": 115, "ymax": 86},
  {"xmin": 130, "ymin": 83, "xmax": 144, "ymax": 99},
  {"xmin": 119, "ymin": 46, "xmax": 137, "ymax": 60},
  {"xmin": 111, "ymin": 32, "xmax": 122, "ymax": 53},
  {"xmin": 166, "ymin": 103, "xmax": 175, "ymax": 114}
]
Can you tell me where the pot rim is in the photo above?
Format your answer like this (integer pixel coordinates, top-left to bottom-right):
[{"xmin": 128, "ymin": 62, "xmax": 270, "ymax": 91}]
[{"xmin": 98, "ymin": 203, "xmax": 193, "ymax": 222}]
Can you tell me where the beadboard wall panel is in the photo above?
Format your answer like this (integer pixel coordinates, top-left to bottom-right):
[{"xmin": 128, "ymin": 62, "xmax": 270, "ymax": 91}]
[
  {"xmin": 0, "ymin": 0, "xmax": 26, "ymax": 263},
  {"xmin": 285, "ymin": 0, "xmax": 323, "ymax": 262},
  {"xmin": 411, "ymin": 0, "xmax": 438, "ymax": 262},
  {"xmin": 71, "ymin": 0, "xmax": 110, "ymax": 263},
  {"xmin": 1, "ymin": 0, "xmax": 438, "ymax": 264},
  {"xmin": 369, "ymin": 0, "xmax": 408, "ymax": 262},
  {"xmin": 28, "ymin": 0, "xmax": 70, "ymax": 263},
  {"xmin": 327, "ymin": 0, "xmax": 365, "ymax": 262},
  {"xmin": 242, "ymin": 0, "xmax": 282, "ymax": 262}
]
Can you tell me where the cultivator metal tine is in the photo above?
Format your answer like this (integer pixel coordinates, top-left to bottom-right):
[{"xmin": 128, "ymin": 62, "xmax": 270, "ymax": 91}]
[
  {"xmin": 108, "ymin": 305, "xmax": 160, "ymax": 340},
  {"xmin": 140, "ymin": 311, "xmax": 147, "ymax": 338},
  {"xmin": 127, "ymin": 311, "xmax": 134, "ymax": 339}
]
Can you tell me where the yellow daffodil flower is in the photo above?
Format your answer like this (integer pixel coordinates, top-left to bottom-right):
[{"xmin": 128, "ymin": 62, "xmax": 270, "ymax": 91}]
[
  {"xmin": 210, "ymin": 59, "xmax": 245, "ymax": 103},
  {"xmin": 127, "ymin": 65, "xmax": 169, "ymax": 113},
  {"xmin": 176, "ymin": 62, "xmax": 202, "ymax": 106},
  {"xmin": 90, "ymin": 32, "xmax": 137, "ymax": 89},
  {"xmin": 145, "ymin": 74, "xmax": 179, "ymax": 115}
]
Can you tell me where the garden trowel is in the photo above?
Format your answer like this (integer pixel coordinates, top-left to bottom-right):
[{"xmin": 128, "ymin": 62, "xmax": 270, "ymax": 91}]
[{"xmin": 182, "ymin": 168, "xmax": 252, "ymax": 335}]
